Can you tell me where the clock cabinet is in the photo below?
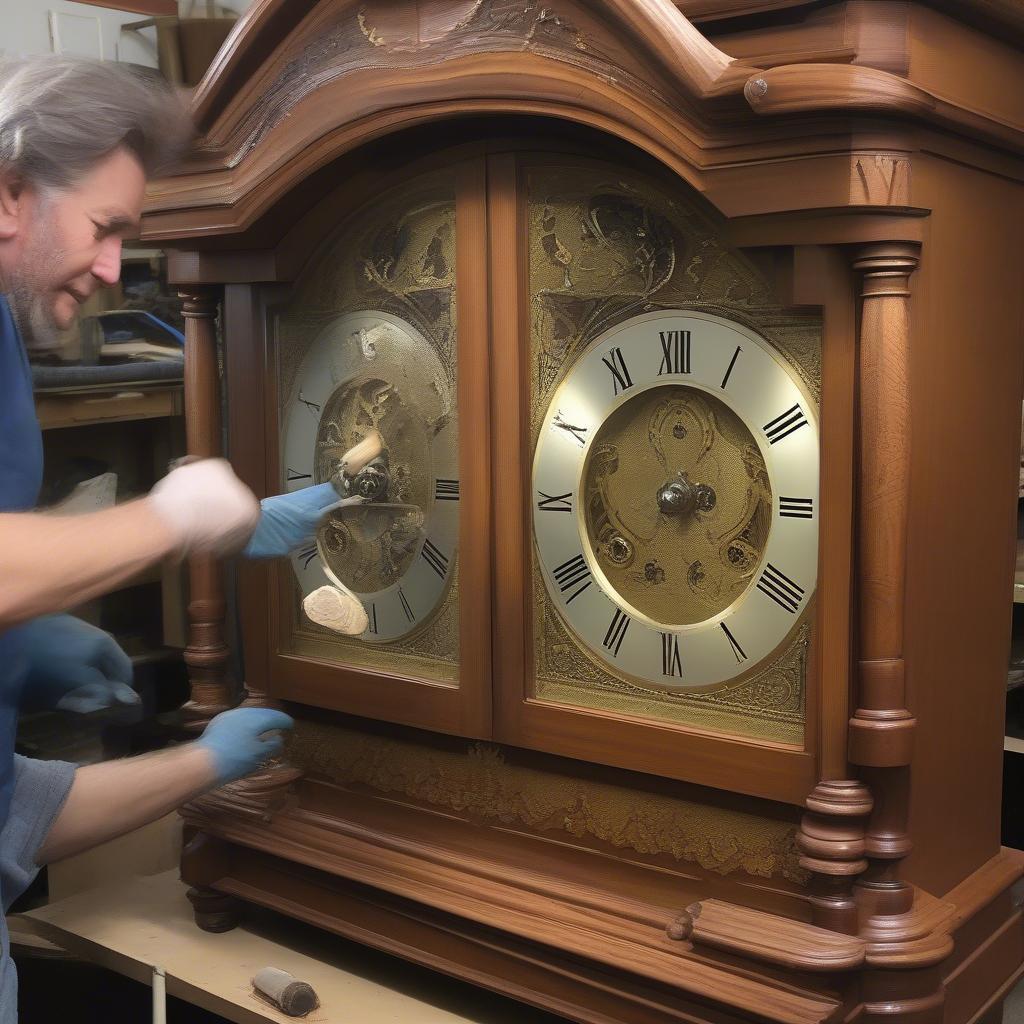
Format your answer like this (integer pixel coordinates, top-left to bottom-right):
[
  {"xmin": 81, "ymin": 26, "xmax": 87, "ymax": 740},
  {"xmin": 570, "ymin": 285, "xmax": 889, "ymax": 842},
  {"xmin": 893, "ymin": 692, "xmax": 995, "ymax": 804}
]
[{"xmin": 144, "ymin": 2, "xmax": 1024, "ymax": 1022}]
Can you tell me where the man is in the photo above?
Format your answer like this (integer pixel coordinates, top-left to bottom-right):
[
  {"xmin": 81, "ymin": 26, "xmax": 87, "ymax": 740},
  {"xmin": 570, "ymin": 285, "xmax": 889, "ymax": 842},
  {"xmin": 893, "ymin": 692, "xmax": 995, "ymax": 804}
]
[{"xmin": 0, "ymin": 56, "xmax": 345, "ymax": 1018}]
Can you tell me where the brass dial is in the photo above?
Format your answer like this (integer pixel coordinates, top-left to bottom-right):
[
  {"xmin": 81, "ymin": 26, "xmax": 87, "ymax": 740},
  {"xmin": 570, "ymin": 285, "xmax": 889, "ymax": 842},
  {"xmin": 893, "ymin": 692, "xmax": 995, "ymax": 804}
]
[
  {"xmin": 316, "ymin": 380, "xmax": 428, "ymax": 595},
  {"xmin": 583, "ymin": 386, "xmax": 772, "ymax": 629},
  {"xmin": 282, "ymin": 311, "xmax": 458, "ymax": 644},
  {"xmin": 532, "ymin": 310, "xmax": 819, "ymax": 690}
]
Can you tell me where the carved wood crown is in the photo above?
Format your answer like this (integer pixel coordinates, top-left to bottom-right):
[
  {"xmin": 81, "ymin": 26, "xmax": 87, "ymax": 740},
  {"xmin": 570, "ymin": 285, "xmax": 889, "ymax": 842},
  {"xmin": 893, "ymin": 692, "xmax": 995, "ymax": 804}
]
[{"xmin": 143, "ymin": 0, "xmax": 1024, "ymax": 240}]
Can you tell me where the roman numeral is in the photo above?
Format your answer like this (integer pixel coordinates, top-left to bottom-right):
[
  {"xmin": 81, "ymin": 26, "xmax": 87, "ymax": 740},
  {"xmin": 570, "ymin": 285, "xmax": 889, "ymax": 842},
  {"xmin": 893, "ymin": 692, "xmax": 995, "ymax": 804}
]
[
  {"xmin": 553, "ymin": 554, "xmax": 592, "ymax": 604},
  {"xmin": 554, "ymin": 411, "xmax": 588, "ymax": 448},
  {"xmin": 661, "ymin": 633, "xmax": 683, "ymax": 677},
  {"xmin": 721, "ymin": 345, "xmax": 741, "ymax": 389},
  {"xmin": 721, "ymin": 622, "xmax": 747, "ymax": 664},
  {"xmin": 368, "ymin": 603, "xmax": 378, "ymax": 634},
  {"xmin": 764, "ymin": 404, "xmax": 808, "ymax": 445},
  {"xmin": 398, "ymin": 588, "xmax": 414, "ymax": 623},
  {"xmin": 779, "ymin": 496, "xmax": 814, "ymax": 519},
  {"xmin": 298, "ymin": 391, "xmax": 321, "ymax": 414},
  {"xmin": 757, "ymin": 563, "xmax": 805, "ymax": 614},
  {"xmin": 297, "ymin": 545, "xmax": 318, "ymax": 570},
  {"xmin": 434, "ymin": 479, "xmax": 460, "ymax": 502},
  {"xmin": 602, "ymin": 609, "xmax": 631, "ymax": 657},
  {"xmin": 537, "ymin": 491, "xmax": 573, "ymax": 513},
  {"xmin": 658, "ymin": 330, "xmax": 691, "ymax": 375},
  {"xmin": 421, "ymin": 538, "xmax": 449, "ymax": 578},
  {"xmin": 287, "ymin": 468, "xmax": 312, "ymax": 483},
  {"xmin": 601, "ymin": 347, "xmax": 634, "ymax": 396}
]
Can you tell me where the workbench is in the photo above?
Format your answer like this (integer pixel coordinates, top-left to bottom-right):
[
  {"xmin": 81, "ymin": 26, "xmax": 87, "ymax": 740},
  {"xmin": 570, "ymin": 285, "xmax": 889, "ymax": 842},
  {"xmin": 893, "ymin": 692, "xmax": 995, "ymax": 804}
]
[{"xmin": 10, "ymin": 817, "xmax": 565, "ymax": 1024}]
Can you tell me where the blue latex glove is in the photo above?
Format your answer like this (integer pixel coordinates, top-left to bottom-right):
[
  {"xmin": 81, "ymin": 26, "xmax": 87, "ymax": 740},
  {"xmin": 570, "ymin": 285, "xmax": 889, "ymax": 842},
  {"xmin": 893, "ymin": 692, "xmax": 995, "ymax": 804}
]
[
  {"xmin": 20, "ymin": 614, "xmax": 139, "ymax": 714},
  {"xmin": 242, "ymin": 483, "xmax": 340, "ymax": 559},
  {"xmin": 196, "ymin": 707, "xmax": 295, "ymax": 785}
]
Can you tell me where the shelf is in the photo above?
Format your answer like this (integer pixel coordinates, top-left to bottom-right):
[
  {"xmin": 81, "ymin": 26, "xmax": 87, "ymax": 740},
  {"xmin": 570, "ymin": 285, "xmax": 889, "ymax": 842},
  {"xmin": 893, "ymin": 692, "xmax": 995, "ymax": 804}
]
[
  {"xmin": 1006, "ymin": 736, "xmax": 1024, "ymax": 754},
  {"xmin": 81, "ymin": 1, "xmax": 177, "ymax": 14},
  {"xmin": 36, "ymin": 387, "xmax": 182, "ymax": 430},
  {"xmin": 122, "ymin": 248, "xmax": 165, "ymax": 261}
]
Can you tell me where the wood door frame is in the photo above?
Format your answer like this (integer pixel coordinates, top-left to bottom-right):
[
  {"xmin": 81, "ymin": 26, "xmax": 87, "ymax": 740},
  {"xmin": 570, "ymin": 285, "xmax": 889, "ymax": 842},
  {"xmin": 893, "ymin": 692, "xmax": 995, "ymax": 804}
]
[
  {"xmin": 488, "ymin": 148, "xmax": 857, "ymax": 807},
  {"xmin": 227, "ymin": 152, "xmax": 492, "ymax": 738}
]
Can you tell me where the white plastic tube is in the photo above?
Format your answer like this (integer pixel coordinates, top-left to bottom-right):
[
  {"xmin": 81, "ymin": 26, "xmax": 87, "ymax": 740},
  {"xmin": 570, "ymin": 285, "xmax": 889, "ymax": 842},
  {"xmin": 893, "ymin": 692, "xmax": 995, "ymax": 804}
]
[{"xmin": 152, "ymin": 965, "xmax": 166, "ymax": 1024}]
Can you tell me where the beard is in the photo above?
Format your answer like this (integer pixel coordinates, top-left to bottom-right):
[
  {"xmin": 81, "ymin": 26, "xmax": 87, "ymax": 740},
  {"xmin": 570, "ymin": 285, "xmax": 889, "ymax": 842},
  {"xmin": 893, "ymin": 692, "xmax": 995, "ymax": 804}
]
[
  {"xmin": 6, "ymin": 207, "xmax": 69, "ymax": 354},
  {"xmin": 7, "ymin": 279, "xmax": 63, "ymax": 354}
]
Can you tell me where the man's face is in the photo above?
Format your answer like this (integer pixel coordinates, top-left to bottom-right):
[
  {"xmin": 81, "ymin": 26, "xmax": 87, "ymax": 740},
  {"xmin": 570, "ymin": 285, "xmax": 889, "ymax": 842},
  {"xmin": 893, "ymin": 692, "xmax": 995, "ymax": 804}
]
[{"xmin": 2, "ymin": 147, "xmax": 145, "ymax": 350}]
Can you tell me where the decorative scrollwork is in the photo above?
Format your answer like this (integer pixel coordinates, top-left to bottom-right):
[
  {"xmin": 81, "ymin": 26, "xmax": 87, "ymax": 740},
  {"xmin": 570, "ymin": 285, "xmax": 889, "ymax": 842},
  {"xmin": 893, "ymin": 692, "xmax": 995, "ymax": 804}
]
[{"xmin": 289, "ymin": 720, "xmax": 807, "ymax": 883}]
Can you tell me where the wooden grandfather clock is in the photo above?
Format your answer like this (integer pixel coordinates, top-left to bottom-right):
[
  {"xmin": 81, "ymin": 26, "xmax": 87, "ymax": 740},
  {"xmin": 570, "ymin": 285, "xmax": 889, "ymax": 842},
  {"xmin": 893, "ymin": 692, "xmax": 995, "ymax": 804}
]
[{"xmin": 144, "ymin": 1, "xmax": 1024, "ymax": 1020}]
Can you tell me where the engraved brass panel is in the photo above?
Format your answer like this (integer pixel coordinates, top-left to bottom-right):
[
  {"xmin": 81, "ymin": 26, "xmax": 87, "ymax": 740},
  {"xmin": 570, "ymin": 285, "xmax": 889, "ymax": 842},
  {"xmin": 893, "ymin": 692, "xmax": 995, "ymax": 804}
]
[
  {"xmin": 529, "ymin": 162, "xmax": 821, "ymax": 742},
  {"xmin": 289, "ymin": 720, "xmax": 807, "ymax": 883},
  {"xmin": 276, "ymin": 173, "xmax": 459, "ymax": 680}
]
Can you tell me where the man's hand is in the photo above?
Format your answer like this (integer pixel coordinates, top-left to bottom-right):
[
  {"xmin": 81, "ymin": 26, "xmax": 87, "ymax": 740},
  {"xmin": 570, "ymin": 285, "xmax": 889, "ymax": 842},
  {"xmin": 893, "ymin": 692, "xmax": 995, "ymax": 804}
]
[
  {"xmin": 20, "ymin": 614, "xmax": 139, "ymax": 713},
  {"xmin": 243, "ymin": 483, "xmax": 344, "ymax": 559},
  {"xmin": 196, "ymin": 707, "xmax": 295, "ymax": 785},
  {"xmin": 148, "ymin": 457, "xmax": 260, "ymax": 557}
]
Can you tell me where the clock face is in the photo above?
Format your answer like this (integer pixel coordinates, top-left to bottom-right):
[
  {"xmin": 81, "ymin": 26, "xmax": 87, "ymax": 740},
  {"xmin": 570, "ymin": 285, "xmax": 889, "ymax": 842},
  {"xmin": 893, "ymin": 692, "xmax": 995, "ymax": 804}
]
[
  {"xmin": 532, "ymin": 310, "xmax": 818, "ymax": 691},
  {"xmin": 281, "ymin": 310, "xmax": 459, "ymax": 643}
]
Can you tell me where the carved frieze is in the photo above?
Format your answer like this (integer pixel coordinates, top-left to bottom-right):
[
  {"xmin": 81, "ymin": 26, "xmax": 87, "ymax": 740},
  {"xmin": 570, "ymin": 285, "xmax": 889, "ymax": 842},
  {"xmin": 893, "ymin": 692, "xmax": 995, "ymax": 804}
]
[{"xmin": 289, "ymin": 719, "xmax": 808, "ymax": 883}]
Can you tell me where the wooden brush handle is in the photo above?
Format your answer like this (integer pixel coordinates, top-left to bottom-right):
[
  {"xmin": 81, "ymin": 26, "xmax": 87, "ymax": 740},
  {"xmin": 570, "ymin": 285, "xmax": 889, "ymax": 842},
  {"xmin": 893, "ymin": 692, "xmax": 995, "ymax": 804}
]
[{"xmin": 339, "ymin": 428, "xmax": 384, "ymax": 475}]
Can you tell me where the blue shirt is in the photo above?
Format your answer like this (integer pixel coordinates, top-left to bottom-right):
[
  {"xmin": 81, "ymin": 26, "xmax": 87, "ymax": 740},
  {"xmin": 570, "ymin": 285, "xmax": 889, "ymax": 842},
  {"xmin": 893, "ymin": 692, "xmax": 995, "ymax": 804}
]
[
  {"xmin": 0, "ymin": 756, "xmax": 75, "ymax": 1023},
  {"xmin": 0, "ymin": 296, "xmax": 44, "ymax": 828}
]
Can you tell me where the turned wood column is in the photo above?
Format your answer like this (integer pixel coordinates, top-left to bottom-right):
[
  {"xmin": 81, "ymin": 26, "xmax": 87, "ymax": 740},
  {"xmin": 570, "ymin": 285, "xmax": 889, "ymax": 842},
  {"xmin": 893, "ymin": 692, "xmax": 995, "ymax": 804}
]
[
  {"xmin": 848, "ymin": 242, "xmax": 920, "ymax": 911},
  {"xmin": 848, "ymin": 243, "xmax": 919, "ymax": 769},
  {"xmin": 180, "ymin": 288, "xmax": 233, "ymax": 728},
  {"xmin": 798, "ymin": 781, "xmax": 872, "ymax": 933}
]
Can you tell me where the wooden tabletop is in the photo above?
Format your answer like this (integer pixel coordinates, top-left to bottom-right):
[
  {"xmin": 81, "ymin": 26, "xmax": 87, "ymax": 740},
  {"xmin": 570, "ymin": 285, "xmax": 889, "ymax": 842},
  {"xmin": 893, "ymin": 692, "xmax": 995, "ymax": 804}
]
[{"xmin": 18, "ymin": 870, "xmax": 566, "ymax": 1024}]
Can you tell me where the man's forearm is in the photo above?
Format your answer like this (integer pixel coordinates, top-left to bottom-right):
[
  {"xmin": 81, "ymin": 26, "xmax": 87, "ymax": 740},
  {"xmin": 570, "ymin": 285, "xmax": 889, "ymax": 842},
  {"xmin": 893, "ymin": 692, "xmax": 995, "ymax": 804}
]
[
  {"xmin": 0, "ymin": 499, "xmax": 178, "ymax": 627},
  {"xmin": 36, "ymin": 743, "xmax": 218, "ymax": 865}
]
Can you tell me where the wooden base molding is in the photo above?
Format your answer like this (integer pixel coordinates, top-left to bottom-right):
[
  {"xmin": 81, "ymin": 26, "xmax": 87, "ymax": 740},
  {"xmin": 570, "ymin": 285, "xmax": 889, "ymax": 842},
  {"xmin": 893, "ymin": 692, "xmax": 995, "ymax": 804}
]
[
  {"xmin": 861, "ymin": 989, "xmax": 945, "ymax": 1024},
  {"xmin": 859, "ymin": 888, "xmax": 956, "ymax": 969},
  {"xmin": 179, "ymin": 782, "xmax": 1024, "ymax": 1023},
  {"xmin": 215, "ymin": 856, "xmax": 835, "ymax": 1024},
  {"xmin": 181, "ymin": 827, "xmax": 843, "ymax": 1024},
  {"xmin": 179, "ymin": 818, "xmax": 1024, "ymax": 1024},
  {"xmin": 682, "ymin": 899, "xmax": 866, "ymax": 971}
]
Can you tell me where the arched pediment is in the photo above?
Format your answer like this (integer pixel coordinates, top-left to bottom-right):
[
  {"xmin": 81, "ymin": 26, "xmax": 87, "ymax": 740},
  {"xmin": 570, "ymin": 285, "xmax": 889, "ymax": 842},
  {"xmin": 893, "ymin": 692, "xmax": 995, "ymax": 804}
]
[
  {"xmin": 142, "ymin": 0, "xmax": 1024, "ymax": 243},
  {"xmin": 145, "ymin": 0, "xmax": 760, "ymax": 241},
  {"xmin": 189, "ymin": 0, "xmax": 749, "ymax": 139}
]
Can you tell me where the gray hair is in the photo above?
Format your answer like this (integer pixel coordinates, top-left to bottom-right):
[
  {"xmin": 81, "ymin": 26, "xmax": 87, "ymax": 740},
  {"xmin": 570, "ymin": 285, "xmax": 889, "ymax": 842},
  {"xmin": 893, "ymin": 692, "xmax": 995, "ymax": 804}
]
[{"xmin": 0, "ymin": 56, "xmax": 193, "ymax": 191}]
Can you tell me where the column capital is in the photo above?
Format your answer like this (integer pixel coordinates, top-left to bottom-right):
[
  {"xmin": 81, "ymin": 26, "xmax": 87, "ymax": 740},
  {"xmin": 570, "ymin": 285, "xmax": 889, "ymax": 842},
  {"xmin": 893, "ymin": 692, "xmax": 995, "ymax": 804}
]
[
  {"xmin": 852, "ymin": 240, "xmax": 921, "ymax": 271},
  {"xmin": 853, "ymin": 242, "xmax": 921, "ymax": 297},
  {"xmin": 179, "ymin": 288, "xmax": 219, "ymax": 319}
]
